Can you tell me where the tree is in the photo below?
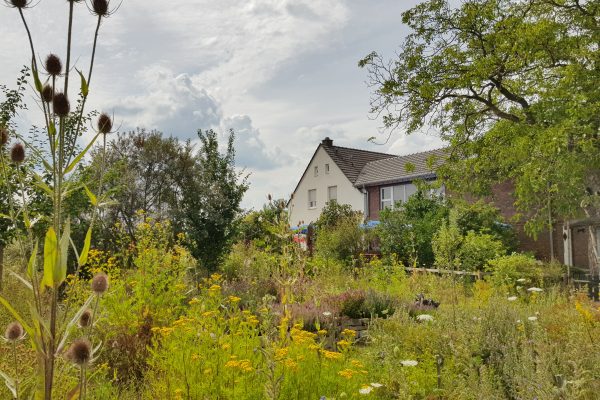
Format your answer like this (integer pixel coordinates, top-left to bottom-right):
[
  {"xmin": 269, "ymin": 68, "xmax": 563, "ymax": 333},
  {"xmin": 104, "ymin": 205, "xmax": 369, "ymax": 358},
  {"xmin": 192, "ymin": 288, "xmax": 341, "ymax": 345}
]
[
  {"xmin": 360, "ymin": 0, "xmax": 599, "ymax": 274},
  {"xmin": 89, "ymin": 129, "xmax": 196, "ymax": 247},
  {"xmin": 179, "ymin": 129, "xmax": 248, "ymax": 273}
]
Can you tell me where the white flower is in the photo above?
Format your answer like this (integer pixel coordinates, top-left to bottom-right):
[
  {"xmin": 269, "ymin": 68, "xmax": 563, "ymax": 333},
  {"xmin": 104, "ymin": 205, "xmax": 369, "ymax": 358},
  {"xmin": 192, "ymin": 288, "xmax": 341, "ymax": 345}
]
[
  {"xmin": 359, "ymin": 386, "xmax": 373, "ymax": 395},
  {"xmin": 507, "ymin": 296, "xmax": 518, "ymax": 301},
  {"xmin": 516, "ymin": 320, "xmax": 522, "ymax": 324},
  {"xmin": 400, "ymin": 360, "xmax": 418, "ymax": 367},
  {"xmin": 322, "ymin": 311, "xmax": 332, "ymax": 317},
  {"xmin": 370, "ymin": 383, "xmax": 383, "ymax": 388},
  {"xmin": 416, "ymin": 314, "xmax": 434, "ymax": 322},
  {"xmin": 516, "ymin": 278, "xmax": 527, "ymax": 283},
  {"xmin": 528, "ymin": 316, "xmax": 538, "ymax": 321},
  {"xmin": 527, "ymin": 287, "xmax": 543, "ymax": 293}
]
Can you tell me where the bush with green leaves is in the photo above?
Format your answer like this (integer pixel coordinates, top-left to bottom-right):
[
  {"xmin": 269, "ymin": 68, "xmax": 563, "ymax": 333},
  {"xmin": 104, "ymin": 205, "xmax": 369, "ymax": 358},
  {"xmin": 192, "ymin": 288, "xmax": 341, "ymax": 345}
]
[
  {"xmin": 459, "ymin": 231, "xmax": 506, "ymax": 271},
  {"xmin": 379, "ymin": 191, "xmax": 449, "ymax": 267},
  {"xmin": 315, "ymin": 213, "xmax": 365, "ymax": 265}
]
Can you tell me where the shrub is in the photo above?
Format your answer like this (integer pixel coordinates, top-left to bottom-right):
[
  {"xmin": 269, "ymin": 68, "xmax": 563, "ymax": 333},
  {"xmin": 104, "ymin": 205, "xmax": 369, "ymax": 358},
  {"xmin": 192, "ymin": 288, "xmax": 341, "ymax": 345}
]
[
  {"xmin": 315, "ymin": 214, "xmax": 365, "ymax": 265},
  {"xmin": 378, "ymin": 191, "xmax": 449, "ymax": 267},
  {"xmin": 486, "ymin": 253, "xmax": 542, "ymax": 287},
  {"xmin": 459, "ymin": 231, "xmax": 506, "ymax": 271}
]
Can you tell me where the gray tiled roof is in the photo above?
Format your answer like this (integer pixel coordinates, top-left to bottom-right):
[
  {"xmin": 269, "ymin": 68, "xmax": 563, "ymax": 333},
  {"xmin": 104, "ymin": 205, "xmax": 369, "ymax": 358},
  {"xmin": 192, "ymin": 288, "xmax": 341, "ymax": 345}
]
[
  {"xmin": 354, "ymin": 148, "xmax": 447, "ymax": 187},
  {"xmin": 321, "ymin": 144, "xmax": 395, "ymax": 184}
]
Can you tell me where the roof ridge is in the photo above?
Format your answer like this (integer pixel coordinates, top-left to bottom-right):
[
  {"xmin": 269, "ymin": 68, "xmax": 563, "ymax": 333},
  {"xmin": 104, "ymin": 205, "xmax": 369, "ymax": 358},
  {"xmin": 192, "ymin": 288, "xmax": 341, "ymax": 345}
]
[{"xmin": 329, "ymin": 144, "xmax": 396, "ymax": 157}]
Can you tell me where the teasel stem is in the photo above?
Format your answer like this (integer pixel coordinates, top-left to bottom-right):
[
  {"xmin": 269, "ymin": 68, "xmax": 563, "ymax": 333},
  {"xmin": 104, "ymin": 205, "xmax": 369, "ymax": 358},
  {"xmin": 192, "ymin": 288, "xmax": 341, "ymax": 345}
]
[
  {"xmin": 18, "ymin": 8, "xmax": 37, "ymax": 72},
  {"xmin": 66, "ymin": 14, "xmax": 102, "ymax": 168},
  {"xmin": 64, "ymin": 1, "xmax": 74, "ymax": 96},
  {"xmin": 13, "ymin": 341, "xmax": 19, "ymax": 400},
  {"xmin": 78, "ymin": 364, "xmax": 86, "ymax": 400}
]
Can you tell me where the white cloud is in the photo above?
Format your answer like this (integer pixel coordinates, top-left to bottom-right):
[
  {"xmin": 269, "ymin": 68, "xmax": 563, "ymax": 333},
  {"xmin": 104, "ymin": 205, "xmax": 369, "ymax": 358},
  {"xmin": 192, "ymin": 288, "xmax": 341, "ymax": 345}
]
[
  {"xmin": 115, "ymin": 66, "xmax": 222, "ymax": 138},
  {"xmin": 221, "ymin": 115, "xmax": 292, "ymax": 170},
  {"xmin": 387, "ymin": 133, "xmax": 446, "ymax": 156}
]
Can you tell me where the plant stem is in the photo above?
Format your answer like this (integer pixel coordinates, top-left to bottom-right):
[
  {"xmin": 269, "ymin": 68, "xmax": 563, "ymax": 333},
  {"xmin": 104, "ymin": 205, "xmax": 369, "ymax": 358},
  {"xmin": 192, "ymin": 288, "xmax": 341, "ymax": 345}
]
[{"xmin": 13, "ymin": 342, "xmax": 19, "ymax": 400}]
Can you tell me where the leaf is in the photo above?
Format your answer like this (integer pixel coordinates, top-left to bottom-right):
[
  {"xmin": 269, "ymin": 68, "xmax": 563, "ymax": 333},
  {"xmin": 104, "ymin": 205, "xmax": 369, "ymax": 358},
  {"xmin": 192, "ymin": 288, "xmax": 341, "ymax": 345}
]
[
  {"xmin": 42, "ymin": 227, "xmax": 58, "ymax": 289},
  {"xmin": 27, "ymin": 241, "xmax": 38, "ymax": 279},
  {"xmin": 64, "ymin": 132, "xmax": 100, "ymax": 174},
  {"xmin": 33, "ymin": 173, "xmax": 53, "ymax": 196},
  {"xmin": 83, "ymin": 184, "xmax": 97, "ymax": 207},
  {"xmin": 0, "ymin": 369, "xmax": 16, "ymax": 397},
  {"xmin": 0, "ymin": 295, "xmax": 33, "ymax": 336},
  {"xmin": 58, "ymin": 221, "xmax": 70, "ymax": 286},
  {"xmin": 9, "ymin": 271, "xmax": 32, "ymax": 291},
  {"xmin": 77, "ymin": 68, "xmax": 89, "ymax": 97},
  {"xmin": 79, "ymin": 227, "xmax": 92, "ymax": 266},
  {"xmin": 48, "ymin": 121, "xmax": 56, "ymax": 137},
  {"xmin": 32, "ymin": 61, "xmax": 42, "ymax": 93}
]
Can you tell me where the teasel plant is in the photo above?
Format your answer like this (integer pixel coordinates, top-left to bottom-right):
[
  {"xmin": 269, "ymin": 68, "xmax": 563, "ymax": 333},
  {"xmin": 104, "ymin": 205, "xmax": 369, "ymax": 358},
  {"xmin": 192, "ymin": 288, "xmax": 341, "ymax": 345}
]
[{"xmin": 0, "ymin": 0, "xmax": 118, "ymax": 398}]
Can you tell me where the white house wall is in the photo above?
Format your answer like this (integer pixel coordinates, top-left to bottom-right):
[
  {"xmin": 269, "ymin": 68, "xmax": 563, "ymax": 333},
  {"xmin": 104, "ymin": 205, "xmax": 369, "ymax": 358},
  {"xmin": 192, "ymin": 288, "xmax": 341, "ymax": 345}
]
[{"xmin": 288, "ymin": 147, "xmax": 364, "ymax": 225}]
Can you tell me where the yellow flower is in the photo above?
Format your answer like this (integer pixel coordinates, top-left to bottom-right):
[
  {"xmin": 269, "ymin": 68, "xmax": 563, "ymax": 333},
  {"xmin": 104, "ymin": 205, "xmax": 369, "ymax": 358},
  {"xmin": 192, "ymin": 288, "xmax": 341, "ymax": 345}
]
[
  {"xmin": 283, "ymin": 358, "xmax": 298, "ymax": 370},
  {"xmin": 342, "ymin": 329, "xmax": 356, "ymax": 339},
  {"xmin": 351, "ymin": 359, "xmax": 364, "ymax": 368},
  {"xmin": 189, "ymin": 297, "xmax": 200, "ymax": 305},
  {"xmin": 275, "ymin": 347, "xmax": 289, "ymax": 361},
  {"xmin": 222, "ymin": 343, "xmax": 231, "ymax": 350},
  {"xmin": 337, "ymin": 339, "xmax": 352, "ymax": 351},
  {"xmin": 208, "ymin": 284, "xmax": 222, "ymax": 295},
  {"xmin": 575, "ymin": 301, "xmax": 595, "ymax": 324},
  {"xmin": 338, "ymin": 368, "xmax": 357, "ymax": 379},
  {"xmin": 321, "ymin": 350, "xmax": 343, "ymax": 360},
  {"xmin": 228, "ymin": 295, "xmax": 242, "ymax": 303},
  {"xmin": 317, "ymin": 329, "xmax": 328, "ymax": 336}
]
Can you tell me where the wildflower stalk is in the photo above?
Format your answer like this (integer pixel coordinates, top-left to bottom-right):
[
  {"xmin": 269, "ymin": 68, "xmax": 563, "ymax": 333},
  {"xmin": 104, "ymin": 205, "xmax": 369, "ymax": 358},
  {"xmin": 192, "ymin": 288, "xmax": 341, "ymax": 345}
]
[{"xmin": 12, "ymin": 341, "xmax": 19, "ymax": 400}]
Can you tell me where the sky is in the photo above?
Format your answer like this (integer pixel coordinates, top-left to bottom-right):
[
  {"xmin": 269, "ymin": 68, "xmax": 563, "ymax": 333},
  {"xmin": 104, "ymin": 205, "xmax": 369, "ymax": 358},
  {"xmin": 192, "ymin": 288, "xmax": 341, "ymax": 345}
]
[{"xmin": 0, "ymin": 0, "xmax": 444, "ymax": 210}]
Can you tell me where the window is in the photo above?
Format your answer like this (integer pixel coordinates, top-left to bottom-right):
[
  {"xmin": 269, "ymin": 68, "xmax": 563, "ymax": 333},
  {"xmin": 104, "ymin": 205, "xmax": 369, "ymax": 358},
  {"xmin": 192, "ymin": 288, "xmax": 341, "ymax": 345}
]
[
  {"xmin": 308, "ymin": 189, "xmax": 317, "ymax": 209},
  {"xmin": 380, "ymin": 187, "xmax": 392, "ymax": 209},
  {"xmin": 380, "ymin": 182, "xmax": 420, "ymax": 210},
  {"xmin": 327, "ymin": 186, "xmax": 337, "ymax": 202},
  {"xmin": 314, "ymin": 166, "xmax": 319, "ymax": 177},
  {"xmin": 325, "ymin": 164, "xmax": 330, "ymax": 174}
]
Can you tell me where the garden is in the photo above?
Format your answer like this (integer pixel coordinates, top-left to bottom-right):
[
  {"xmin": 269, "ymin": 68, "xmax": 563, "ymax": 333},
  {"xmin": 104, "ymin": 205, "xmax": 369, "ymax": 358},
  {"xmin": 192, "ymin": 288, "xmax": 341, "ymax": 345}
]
[{"xmin": 1, "ymin": 0, "xmax": 599, "ymax": 399}]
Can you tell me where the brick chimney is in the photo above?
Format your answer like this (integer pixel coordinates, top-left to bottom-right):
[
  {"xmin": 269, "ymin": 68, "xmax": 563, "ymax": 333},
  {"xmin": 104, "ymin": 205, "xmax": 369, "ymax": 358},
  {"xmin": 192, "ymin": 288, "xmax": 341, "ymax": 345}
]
[{"xmin": 321, "ymin": 137, "xmax": 333, "ymax": 147}]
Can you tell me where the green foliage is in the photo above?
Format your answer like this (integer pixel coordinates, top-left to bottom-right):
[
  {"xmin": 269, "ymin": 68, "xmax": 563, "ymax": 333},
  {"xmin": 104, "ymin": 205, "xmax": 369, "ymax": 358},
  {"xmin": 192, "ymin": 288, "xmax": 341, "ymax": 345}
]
[
  {"xmin": 315, "ymin": 213, "xmax": 365, "ymax": 265},
  {"xmin": 180, "ymin": 129, "xmax": 249, "ymax": 273},
  {"xmin": 360, "ymin": 0, "xmax": 600, "ymax": 270},
  {"xmin": 459, "ymin": 231, "xmax": 506, "ymax": 271},
  {"xmin": 432, "ymin": 210, "xmax": 462, "ymax": 270},
  {"xmin": 315, "ymin": 200, "xmax": 357, "ymax": 230},
  {"xmin": 486, "ymin": 253, "xmax": 564, "ymax": 288},
  {"xmin": 237, "ymin": 198, "xmax": 288, "ymax": 252},
  {"xmin": 378, "ymin": 191, "xmax": 448, "ymax": 267},
  {"xmin": 453, "ymin": 199, "xmax": 517, "ymax": 251}
]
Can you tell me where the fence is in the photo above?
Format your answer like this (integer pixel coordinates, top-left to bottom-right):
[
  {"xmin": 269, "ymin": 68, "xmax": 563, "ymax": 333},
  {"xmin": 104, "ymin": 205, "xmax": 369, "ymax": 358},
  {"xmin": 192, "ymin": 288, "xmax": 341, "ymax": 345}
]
[{"xmin": 404, "ymin": 266, "xmax": 599, "ymax": 300}]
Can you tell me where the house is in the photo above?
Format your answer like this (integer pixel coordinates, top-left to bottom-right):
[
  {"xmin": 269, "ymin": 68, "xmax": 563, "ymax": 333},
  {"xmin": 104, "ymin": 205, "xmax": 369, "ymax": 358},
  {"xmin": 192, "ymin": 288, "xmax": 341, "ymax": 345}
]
[
  {"xmin": 287, "ymin": 137, "xmax": 395, "ymax": 226},
  {"xmin": 289, "ymin": 138, "xmax": 600, "ymax": 271}
]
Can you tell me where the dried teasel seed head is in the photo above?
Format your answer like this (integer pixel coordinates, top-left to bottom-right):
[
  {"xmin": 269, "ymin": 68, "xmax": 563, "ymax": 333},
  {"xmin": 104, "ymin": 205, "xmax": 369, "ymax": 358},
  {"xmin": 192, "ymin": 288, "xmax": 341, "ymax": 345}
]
[
  {"xmin": 8, "ymin": 0, "xmax": 27, "ymax": 8},
  {"xmin": 5, "ymin": 322, "xmax": 24, "ymax": 342},
  {"xmin": 66, "ymin": 338, "xmax": 92, "ymax": 366},
  {"xmin": 10, "ymin": 143, "xmax": 25, "ymax": 163},
  {"xmin": 97, "ymin": 113, "xmax": 112, "ymax": 134},
  {"xmin": 53, "ymin": 93, "xmax": 70, "ymax": 117},
  {"xmin": 91, "ymin": 272, "xmax": 109, "ymax": 295},
  {"xmin": 45, "ymin": 54, "xmax": 62, "ymax": 77},
  {"xmin": 0, "ymin": 128, "xmax": 8, "ymax": 146},
  {"xmin": 41, "ymin": 85, "xmax": 54, "ymax": 103},
  {"xmin": 92, "ymin": 0, "xmax": 109, "ymax": 16},
  {"xmin": 79, "ymin": 309, "xmax": 93, "ymax": 328}
]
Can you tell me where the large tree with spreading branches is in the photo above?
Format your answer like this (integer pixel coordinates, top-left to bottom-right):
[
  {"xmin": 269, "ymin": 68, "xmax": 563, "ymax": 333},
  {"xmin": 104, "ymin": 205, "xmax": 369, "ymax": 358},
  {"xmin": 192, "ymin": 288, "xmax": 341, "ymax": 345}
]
[{"xmin": 360, "ymin": 0, "xmax": 599, "ymax": 275}]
